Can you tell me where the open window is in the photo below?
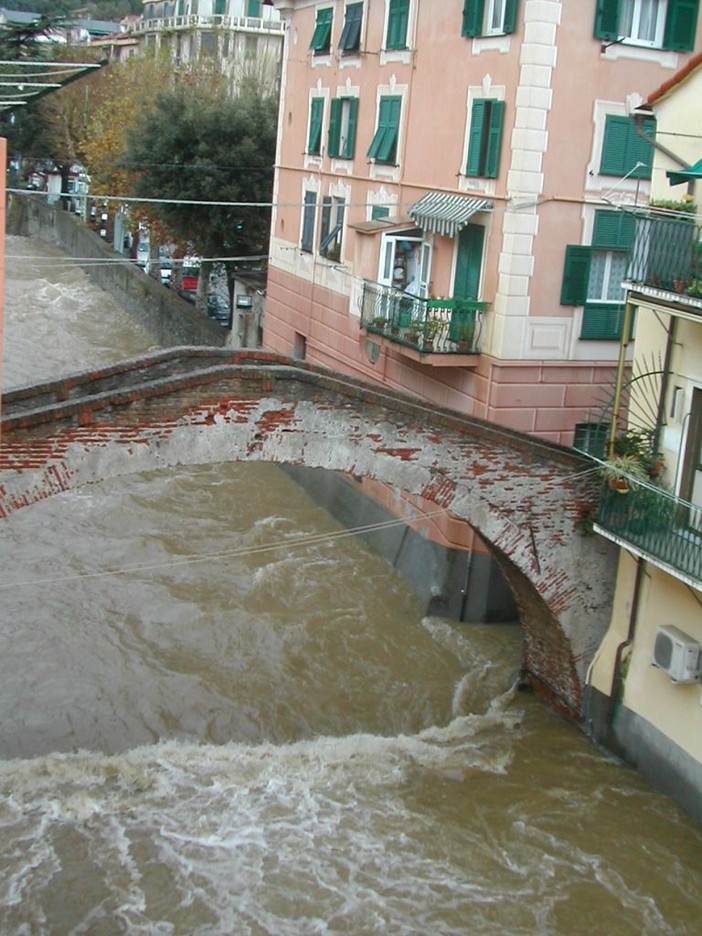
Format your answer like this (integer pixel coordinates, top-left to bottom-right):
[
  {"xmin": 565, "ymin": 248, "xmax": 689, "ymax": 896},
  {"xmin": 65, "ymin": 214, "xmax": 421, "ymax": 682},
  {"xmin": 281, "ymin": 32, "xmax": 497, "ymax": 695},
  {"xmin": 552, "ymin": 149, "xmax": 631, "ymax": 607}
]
[
  {"xmin": 560, "ymin": 210, "xmax": 635, "ymax": 340},
  {"xmin": 594, "ymin": 0, "xmax": 698, "ymax": 51},
  {"xmin": 379, "ymin": 232, "xmax": 427, "ymax": 295},
  {"xmin": 462, "ymin": 0, "xmax": 519, "ymax": 37},
  {"xmin": 310, "ymin": 6, "xmax": 333, "ymax": 54},
  {"xmin": 328, "ymin": 97, "xmax": 359, "ymax": 159},
  {"xmin": 319, "ymin": 196, "xmax": 346, "ymax": 261},
  {"xmin": 367, "ymin": 96, "xmax": 402, "ymax": 165},
  {"xmin": 466, "ymin": 99, "xmax": 505, "ymax": 179}
]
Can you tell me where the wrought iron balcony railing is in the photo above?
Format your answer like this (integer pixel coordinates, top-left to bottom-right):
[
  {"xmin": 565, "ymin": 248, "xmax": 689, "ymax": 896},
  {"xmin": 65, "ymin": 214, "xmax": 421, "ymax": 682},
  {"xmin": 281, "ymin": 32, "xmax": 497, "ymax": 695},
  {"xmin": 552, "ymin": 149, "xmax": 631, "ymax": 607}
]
[
  {"xmin": 596, "ymin": 482, "xmax": 702, "ymax": 585},
  {"xmin": 360, "ymin": 281, "xmax": 488, "ymax": 355},
  {"xmin": 627, "ymin": 212, "xmax": 702, "ymax": 303}
]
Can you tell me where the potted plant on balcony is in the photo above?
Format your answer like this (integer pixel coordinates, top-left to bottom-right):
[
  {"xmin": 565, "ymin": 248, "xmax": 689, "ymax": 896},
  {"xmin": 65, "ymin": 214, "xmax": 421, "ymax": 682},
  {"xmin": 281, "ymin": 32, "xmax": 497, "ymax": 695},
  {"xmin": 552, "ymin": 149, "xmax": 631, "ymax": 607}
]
[
  {"xmin": 612, "ymin": 429, "xmax": 665, "ymax": 482},
  {"xmin": 422, "ymin": 316, "xmax": 446, "ymax": 352},
  {"xmin": 370, "ymin": 315, "xmax": 388, "ymax": 334},
  {"xmin": 599, "ymin": 455, "xmax": 649, "ymax": 493},
  {"xmin": 404, "ymin": 325, "xmax": 421, "ymax": 346},
  {"xmin": 454, "ymin": 321, "xmax": 475, "ymax": 353}
]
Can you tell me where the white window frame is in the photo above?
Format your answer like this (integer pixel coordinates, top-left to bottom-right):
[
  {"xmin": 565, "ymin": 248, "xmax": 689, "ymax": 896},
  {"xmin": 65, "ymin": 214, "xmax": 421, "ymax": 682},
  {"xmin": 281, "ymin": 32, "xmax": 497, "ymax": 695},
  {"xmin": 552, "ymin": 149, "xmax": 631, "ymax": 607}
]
[
  {"xmin": 319, "ymin": 195, "xmax": 346, "ymax": 261},
  {"xmin": 484, "ymin": 0, "xmax": 508, "ymax": 36},
  {"xmin": 587, "ymin": 250, "xmax": 628, "ymax": 303},
  {"xmin": 300, "ymin": 177, "xmax": 320, "ymax": 254},
  {"xmin": 619, "ymin": 0, "xmax": 668, "ymax": 48}
]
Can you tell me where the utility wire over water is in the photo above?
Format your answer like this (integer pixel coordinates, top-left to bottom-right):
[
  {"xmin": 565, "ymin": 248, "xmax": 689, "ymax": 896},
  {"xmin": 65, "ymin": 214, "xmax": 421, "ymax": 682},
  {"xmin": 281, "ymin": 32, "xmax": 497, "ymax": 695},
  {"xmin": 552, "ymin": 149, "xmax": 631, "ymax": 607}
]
[{"xmin": 1, "ymin": 236, "xmax": 701, "ymax": 934}]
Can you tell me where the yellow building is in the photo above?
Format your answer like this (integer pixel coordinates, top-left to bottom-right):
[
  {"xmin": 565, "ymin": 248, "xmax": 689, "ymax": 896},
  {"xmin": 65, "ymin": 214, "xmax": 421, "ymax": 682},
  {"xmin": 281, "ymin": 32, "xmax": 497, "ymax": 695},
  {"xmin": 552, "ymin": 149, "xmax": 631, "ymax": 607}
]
[{"xmin": 587, "ymin": 54, "xmax": 702, "ymax": 823}]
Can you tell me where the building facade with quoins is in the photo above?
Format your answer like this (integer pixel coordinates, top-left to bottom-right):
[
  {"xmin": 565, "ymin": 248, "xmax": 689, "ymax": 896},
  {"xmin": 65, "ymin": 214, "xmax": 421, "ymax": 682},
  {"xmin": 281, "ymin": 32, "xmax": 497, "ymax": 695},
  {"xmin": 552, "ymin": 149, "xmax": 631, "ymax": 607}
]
[{"xmin": 265, "ymin": 0, "xmax": 701, "ymax": 445}]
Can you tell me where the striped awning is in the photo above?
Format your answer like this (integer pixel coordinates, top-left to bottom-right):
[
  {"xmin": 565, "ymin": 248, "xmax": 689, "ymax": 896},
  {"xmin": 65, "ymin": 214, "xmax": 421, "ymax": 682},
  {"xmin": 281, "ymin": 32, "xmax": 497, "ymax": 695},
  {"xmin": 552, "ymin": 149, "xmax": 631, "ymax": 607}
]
[{"xmin": 408, "ymin": 193, "xmax": 492, "ymax": 238}]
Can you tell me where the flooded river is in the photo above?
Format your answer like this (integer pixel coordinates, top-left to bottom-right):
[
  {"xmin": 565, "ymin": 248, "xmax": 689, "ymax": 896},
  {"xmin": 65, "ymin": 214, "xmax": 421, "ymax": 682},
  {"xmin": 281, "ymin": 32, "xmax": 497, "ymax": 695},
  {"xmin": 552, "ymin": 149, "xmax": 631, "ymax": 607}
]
[{"xmin": 1, "ymin": 236, "xmax": 701, "ymax": 934}]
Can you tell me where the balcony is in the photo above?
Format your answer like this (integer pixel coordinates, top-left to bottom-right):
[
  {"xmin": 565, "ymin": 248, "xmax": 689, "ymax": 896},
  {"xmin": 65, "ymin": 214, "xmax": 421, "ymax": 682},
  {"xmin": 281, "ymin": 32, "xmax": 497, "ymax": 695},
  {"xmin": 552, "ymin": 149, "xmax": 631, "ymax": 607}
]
[
  {"xmin": 596, "ymin": 482, "xmax": 702, "ymax": 588},
  {"xmin": 133, "ymin": 15, "xmax": 284, "ymax": 35},
  {"xmin": 626, "ymin": 211, "xmax": 702, "ymax": 312},
  {"xmin": 360, "ymin": 281, "xmax": 488, "ymax": 366}
]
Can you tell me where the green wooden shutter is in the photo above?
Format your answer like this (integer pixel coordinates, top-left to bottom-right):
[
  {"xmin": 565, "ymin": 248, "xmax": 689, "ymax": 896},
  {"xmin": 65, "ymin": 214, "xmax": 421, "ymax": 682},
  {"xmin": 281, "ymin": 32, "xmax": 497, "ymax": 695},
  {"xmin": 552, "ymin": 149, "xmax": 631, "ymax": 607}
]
[
  {"xmin": 327, "ymin": 99, "xmax": 341, "ymax": 158},
  {"xmin": 367, "ymin": 96, "xmax": 400, "ymax": 163},
  {"xmin": 344, "ymin": 97, "xmax": 359, "ymax": 158},
  {"xmin": 561, "ymin": 246, "xmax": 592, "ymax": 305},
  {"xmin": 592, "ymin": 210, "xmax": 635, "ymax": 249},
  {"xmin": 215, "ymin": 0, "xmax": 226, "ymax": 14},
  {"xmin": 484, "ymin": 100, "xmax": 505, "ymax": 178},
  {"xmin": 310, "ymin": 8, "xmax": 333, "ymax": 52},
  {"xmin": 581, "ymin": 304, "xmax": 629, "ymax": 340},
  {"xmin": 503, "ymin": 0, "xmax": 519, "ymax": 33},
  {"xmin": 339, "ymin": 2, "xmax": 363, "ymax": 51},
  {"xmin": 386, "ymin": 0, "xmax": 409, "ymax": 49},
  {"xmin": 319, "ymin": 197, "xmax": 332, "ymax": 251},
  {"xmin": 631, "ymin": 117, "xmax": 656, "ymax": 180},
  {"xmin": 466, "ymin": 99, "xmax": 487, "ymax": 176},
  {"xmin": 593, "ymin": 0, "xmax": 621, "ymax": 40},
  {"xmin": 664, "ymin": 0, "xmax": 699, "ymax": 50},
  {"xmin": 301, "ymin": 192, "xmax": 316, "ymax": 252},
  {"xmin": 600, "ymin": 116, "xmax": 654, "ymax": 180},
  {"xmin": 454, "ymin": 224, "xmax": 485, "ymax": 300},
  {"xmin": 308, "ymin": 98, "xmax": 324, "ymax": 154},
  {"xmin": 462, "ymin": 0, "xmax": 485, "ymax": 36},
  {"xmin": 246, "ymin": 1, "xmax": 262, "ymax": 16},
  {"xmin": 600, "ymin": 116, "xmax": 629, "ymax": 175}
]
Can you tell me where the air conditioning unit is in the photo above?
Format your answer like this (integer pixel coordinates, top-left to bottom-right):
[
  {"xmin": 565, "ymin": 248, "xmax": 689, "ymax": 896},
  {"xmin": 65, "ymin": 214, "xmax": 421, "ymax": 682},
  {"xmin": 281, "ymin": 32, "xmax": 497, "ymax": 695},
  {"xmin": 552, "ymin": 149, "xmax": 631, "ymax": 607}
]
[{"xmin": 652, "ymin": 625, "xmax": 702, "ymax": 684}]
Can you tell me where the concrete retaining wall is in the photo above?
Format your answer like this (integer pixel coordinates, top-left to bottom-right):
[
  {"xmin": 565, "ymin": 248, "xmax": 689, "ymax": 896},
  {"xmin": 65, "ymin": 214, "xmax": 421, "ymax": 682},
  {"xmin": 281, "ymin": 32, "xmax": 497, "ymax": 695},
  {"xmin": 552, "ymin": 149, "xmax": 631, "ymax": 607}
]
[
  {"xmin": 586, "ymin": 686, "xmax": 702, "ymax": 825},
  {"xmin": 281, "ymin": 465, "xmax": 518, "ymax": 624}
]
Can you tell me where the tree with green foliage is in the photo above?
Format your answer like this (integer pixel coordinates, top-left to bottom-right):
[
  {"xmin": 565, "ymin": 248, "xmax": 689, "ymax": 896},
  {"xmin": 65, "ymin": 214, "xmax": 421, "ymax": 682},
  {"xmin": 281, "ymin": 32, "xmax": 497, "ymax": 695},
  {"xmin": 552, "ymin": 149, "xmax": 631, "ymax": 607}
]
[
  {"xmin": 124, "ymin": 79, "xmax": 277, "ymax": 308},
  {"xmin": 0, "ymin": 8, "xmax": 68, "ymax": 60}
]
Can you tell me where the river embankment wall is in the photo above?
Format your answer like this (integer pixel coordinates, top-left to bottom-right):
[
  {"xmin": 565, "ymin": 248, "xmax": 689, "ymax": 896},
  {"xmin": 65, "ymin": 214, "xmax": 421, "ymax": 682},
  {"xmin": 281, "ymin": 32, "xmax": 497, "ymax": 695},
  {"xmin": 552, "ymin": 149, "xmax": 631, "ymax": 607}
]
[
  {"xmin": 6, "ymin": 193, "xmax": 227, "ymax": 348},
  {"xmin": 281, "ymin": 465, "xmax": 518, "ymax": 624}
]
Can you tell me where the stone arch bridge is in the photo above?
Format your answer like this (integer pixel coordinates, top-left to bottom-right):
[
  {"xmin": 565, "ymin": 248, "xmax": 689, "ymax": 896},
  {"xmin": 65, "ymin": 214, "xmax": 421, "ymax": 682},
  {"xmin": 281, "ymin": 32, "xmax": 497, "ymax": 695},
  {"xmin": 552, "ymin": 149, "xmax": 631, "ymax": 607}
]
[{"xmin": 0, "ymin": 348, "xmax": 617, "ymax": 719}]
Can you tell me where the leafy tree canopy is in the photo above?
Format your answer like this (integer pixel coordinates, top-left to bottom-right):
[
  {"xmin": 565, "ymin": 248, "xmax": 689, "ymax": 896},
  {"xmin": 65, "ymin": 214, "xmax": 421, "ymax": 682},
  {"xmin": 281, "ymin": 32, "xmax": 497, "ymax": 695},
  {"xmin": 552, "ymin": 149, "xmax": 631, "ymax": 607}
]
[{"xmin": 124, "ymin": 79, "xmax": 277, "ymax": 290}]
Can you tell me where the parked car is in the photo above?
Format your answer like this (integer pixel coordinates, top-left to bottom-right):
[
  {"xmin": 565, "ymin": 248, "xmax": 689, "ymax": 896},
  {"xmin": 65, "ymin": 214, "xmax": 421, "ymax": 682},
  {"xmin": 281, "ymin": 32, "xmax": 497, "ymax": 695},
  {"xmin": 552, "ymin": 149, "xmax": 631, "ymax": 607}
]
[{"xmin": 207, "ymin": 293, "xmax": 231, "ymax": 327}]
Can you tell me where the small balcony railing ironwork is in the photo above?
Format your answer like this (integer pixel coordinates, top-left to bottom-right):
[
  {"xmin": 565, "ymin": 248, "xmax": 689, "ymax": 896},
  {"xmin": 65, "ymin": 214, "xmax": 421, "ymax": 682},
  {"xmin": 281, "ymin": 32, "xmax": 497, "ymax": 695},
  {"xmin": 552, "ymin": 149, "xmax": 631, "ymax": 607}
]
[
  {"xmin": 596, "ymin": 482, "xmax": 702, "ymax": 585},
  {"xmin": 360, "ymin": 281, "xmax": 488, "ymax": 355},
  {"xmin": 627, "ymin": 212, "xmax": 702, "ymax": 303}
]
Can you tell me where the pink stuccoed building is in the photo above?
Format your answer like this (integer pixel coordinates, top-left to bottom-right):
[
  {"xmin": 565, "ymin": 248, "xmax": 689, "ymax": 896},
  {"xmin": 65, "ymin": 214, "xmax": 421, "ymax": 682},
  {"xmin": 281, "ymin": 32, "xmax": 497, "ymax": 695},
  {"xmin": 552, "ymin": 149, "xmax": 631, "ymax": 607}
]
[{"xmin": 264, "ymin": 0, "xmax": 701, "ymax": 446}]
